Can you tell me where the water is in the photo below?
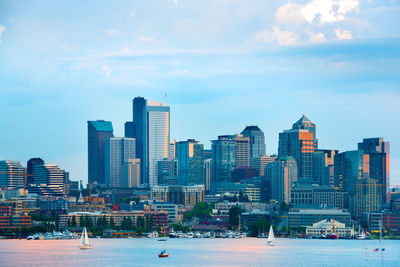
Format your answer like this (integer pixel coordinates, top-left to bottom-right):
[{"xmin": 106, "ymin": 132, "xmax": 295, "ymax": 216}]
[{"xmin": 0, "ymin": 238, "xmax": 399, "ymax": 266}]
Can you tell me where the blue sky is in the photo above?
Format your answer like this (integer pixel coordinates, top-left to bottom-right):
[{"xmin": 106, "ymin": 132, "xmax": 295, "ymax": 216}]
[{"xmin": 0, "ymin": 0, "xmax": 399, "ymax": 185}]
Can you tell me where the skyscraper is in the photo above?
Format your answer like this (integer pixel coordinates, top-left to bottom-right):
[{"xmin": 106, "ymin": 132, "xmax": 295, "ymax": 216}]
[
  {"xmin": 176, "ymin": 139, "xmax": 204, "ymax": 185},
  {"xmin": 250, "ymin": 154, "xmax": 277, "ymax": 176},
  {"xmin": 27, "ymin": 158, "xmax": 44, "ymax": 184},
  {"xmin": 292, "ymin": 114, "xmax": 318, "ymax": 149},
  {"xmin": 264, "ymin": 156, "xmax": 298, "ymax": 203},
  {"xmin": 122, "ymin": 159, "xmax": 141, "ymax": 188},
  {"xmin": 0, "ymin": 160, "xmax": 25, "ymax": 188},
  {"xmin": 313, "ymin": 149, "xmax": 337, "ymax": 186},
  {"xmin": 105, "ymin": 137, "xmax": 136, "ymax": 188},
  {"xmin": 33, "ymin": 164, "xmax": 66, "ymax": 194},
  {"xmin": 88, "ymin": 120, "xmax": 114, "ymax": 184},
  {"xmin": 204, "ymin": 159, "xmax": 212, "ymax": 193},
  {"xmin": 132, "ymin": 97, "xmax": 170, "ymax": 187},
  {"xmin": 352, "ymin": 178, "xmax": 382, "ymax": 219},
  {"xmin": 124, "ymin": 121, "xmax": 135, "ymax": 138},
  {"xmin": 358, "ymin": 138, "xmax": 390, "ymax": 203},
  {"xmin": 241, "ymin": 126, "xmax": 266, "ymax": 158},
  {"xmin": 233, "ymin": 134, "xmax": 250, "ymax": 167},
  {"xmin": 211, "ymin": 136, "xmax": 236, "ymax": 191}
]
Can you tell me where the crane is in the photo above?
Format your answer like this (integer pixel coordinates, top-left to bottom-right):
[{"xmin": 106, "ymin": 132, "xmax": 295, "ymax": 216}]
[{"xmin": 0, "ymin": 169, "xmax": 33, "ymax": 213}]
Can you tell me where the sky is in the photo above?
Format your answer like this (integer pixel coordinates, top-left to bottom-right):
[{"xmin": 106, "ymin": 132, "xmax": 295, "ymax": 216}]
[{"xmin": 0, "ymin": 0, "xmax": 399, "ymax": 185}]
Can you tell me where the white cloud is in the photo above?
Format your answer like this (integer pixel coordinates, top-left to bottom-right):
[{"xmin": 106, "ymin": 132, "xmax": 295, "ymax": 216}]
[
  {"xmin": 173, "ymin": 0, "xmax": 179, "ymax": 7},
  {"xmin": 276, "ymin": 3, "xmax": 305, "ymax": 25},
  {"xmin": 105, "ymin": 29, "xmax": 118, "ymax": 36},
  {"xmin": 129, "ymin": 12, "xmax": 135, "ymax": 17},
  {"xmin": 309, "ymin": 32, "xmax": 326, "ymax": 43},
  {"xmin": 335, "ymin": 28, "xmax": 353, "ymax": 40},
  {"xmin": 254, "ymin": 29, "xmax": 275, "ymax": 43},
  {"xmin": 0, "ymin": 24, "xmax": 6, "ymax": 44},
  {"xmin": 100, "ymin": 65, "xmax": 112, "ymax": 78},
  {"xmin": 272, "ymin": 26, "xmax": 300, "ymax": 45}
]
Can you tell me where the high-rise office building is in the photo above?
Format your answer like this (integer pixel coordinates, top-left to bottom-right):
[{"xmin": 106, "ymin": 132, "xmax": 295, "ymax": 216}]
[
  {"xmin": 352, "ymin": 178, "xmax": 382, "ymax": 219},
  {"xmin": 124, "ymin": 121, "xmax": 135, "ymax": 138},
  {"xmin": 33, "ymin": 164, "xmax": 66, "ymax": 193},
  {"xmin": 105, "ymin": 137, "xmax": 136, "ymax": 188},
  {"xmin": 88, "ymin": 120, "xmax": 114, "ymax": 184},
  {"xmin": 358, "ymin": 138, "xmax": 390, "ymax": 203},
  {"xmin": 334, "ymin": 150, "xmax": 369, "ymax": 194},
  {"xmin": 241, "ymin": 126, "xmax": 266, "ymax": 158},
  {"xmin": 122, "ymin": 159, "xmax": 140, "ymax": 188},
  {"xmin": 132, "ymin": 97, "xmax": 170, "ymax": 187},
  {"xmin": 211, "ymin": 136, "xmax": 236, "ymax": 191},
  {"xmin": 204, "ymin": 159, "xmax": 212, "ymax": 193},
  {"xmin": 313, "ymin": 149, "xmax": 337, "ymax": 186},
  {"xmin": 157, "ymin": 159, "xmax": 178, "ymax": 185},
  {"xmin": 177, "ymin": 139, "xmax": 204, "ymax": 185},
  {"xmin": 0, "ymin": 160, "xmax": 25, "ymax": 188},
  {"xmin": 264, "ymin": 157, "xmax": 298, "ymax": 203},
  {"xmin": 278, "ymin": 115, "xmax": 317, "ymax": 181},
  {"xmin": 27, "ymin": 158, "xmax": 44, "ymax": 184},
  {"xmin": 169, "ymin": 139, "xmax": 176, "ymax": 160},
  {"xmin": 250, "ymin": 154, "xmax": 277, "ymax": 176},
  {"xmin": 233, "ymin": 134, "xmax": 250, "ymax": 167}
]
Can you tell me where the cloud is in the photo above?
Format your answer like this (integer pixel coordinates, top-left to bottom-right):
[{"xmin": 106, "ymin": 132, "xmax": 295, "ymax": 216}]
[
  {"xmin": 129, "ymin": 12, "xmax": 135, "ymax": 17},
  {"xmin": 276, "ymin": 3, "xmax": 305, "ymax": 25},
  {"xmin": 105, "ymin": 29, "xmax": 119, "ymax": 36},
  {"xmin": 0, "ymin": 24, "xmax": 6, "ymax": 44},
  {"xmin": 100, "ymin": 65, "xmax": 112, "ymax": 78},
  {"xmin": 254, "ymin": 27, "xmax": 300, "ymax": 46},
  {"xmin": 335, "ymin": 28, "xmax": 353, "ymax": 40},
  {"xmin": 173, "ymin": 0, "xmax": 179, "ymax": 7},
  {"xmin": 309, "ymin": 32, "xmax": 326, "ymax": 43}
]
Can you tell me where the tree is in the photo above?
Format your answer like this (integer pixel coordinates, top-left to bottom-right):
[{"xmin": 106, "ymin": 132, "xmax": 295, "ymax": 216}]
[
  {"xmin": 71, "ymin": 215, "xmax": 77, "ymax": 227},
  {"xmin": 121, "ymin": 217, "xmax": 133, "ymax": 230},
  {"xmin": 109, "ymin": 217, "xmax": 115, "ymax": 229},
  {"xmin": 136, "ymin": 216, "xmax": 145, "ymax": 231},
  {"xmin": 238, "ymin": 192, "xmax": 249, "ymax": 202},
  {"xmin": 249, "ymin": 219, "xmax": 270, "ymax": 237},
  {"xmin": 229, "ymin": 205, "xmax": 242, "ymax": 228}
]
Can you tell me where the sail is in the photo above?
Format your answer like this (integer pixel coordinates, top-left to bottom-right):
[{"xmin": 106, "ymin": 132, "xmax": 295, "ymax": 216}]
[
  {"xmin": 80, "ymin": 228, "xmax": 85, "ymax": 245},
  {"xmin": 267, "ymin": 226, "xmax": 275, "ymax": 242},
  {"xmin": 83, "ymin": 227, "xmax": 90, "ymax": 245}
]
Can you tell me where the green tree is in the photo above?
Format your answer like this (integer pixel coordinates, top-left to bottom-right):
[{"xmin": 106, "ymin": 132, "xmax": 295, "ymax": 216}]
[
  {"xmin": 249, "ymin": 219, "xmax": 270, "ymax": 237},
  {"xmin": 121, "ymin": 217, "xmax": 133, "ymax": 230},
  {"xmin": 71, "ymin": 215, "xmax": 77, "ymax": 227},
  {"xmin": 109, "ymin": 217, "xmax": 115, "ymax": 229},
  {"xmin": 229, "ymin": 205, "xmax": 242, "ymax": 228}
]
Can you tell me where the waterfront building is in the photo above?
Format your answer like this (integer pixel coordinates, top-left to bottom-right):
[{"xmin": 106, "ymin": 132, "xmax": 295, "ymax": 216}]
[
  {"xmin": 358, "ymin": 138, "xmax": 390, "ymax": 203},
  {"xmin": 352, "ymin": 178, "xmax": 382, "ymax": 219},
  {"xmin": 288, "ymin": 207, "xmax": 352, "ymax": 228},
  {"xmin": 122, "ymin": 159, "xmax": 140, "ymax": 188},
  {"xmin": 241, "ymin": 209, "xmax": 270, "ymax": 228},
  {"xmin": 264, "ymin": 157, "xmax": 298, "ymax": 203},
  {"xmin": 0, "ymin": 205, "xmax": 31, "ymax": 230},
  {"xmin": 306, "ymin": 218, "xmax": 354, "ymax": 238},
  {"xmin": 88, "ymin": 120, "xmax": 114, "ymax": 184},
  {"xmin": 0, "ymin": 160, "xmax": 25, "ymax": 188},
  {"xmin": 27, "ymin": 158, "xmax": 44, "ymax": 185},
  {"xmin": 278, "ymin": 115, "xmax": 317, "ymax": 181},
  {"xmin": 132, "ymin": 97, "xmax": 170, "ymax": 187},
  {"xmin": 241, "ymin": 126, "xmax": 266, "ymax": 158},
  {"xmin": 249, "ymin": 155, "xmax": 277, "ymax": 176},
  {"xmin": 291, "ymin": 184, "xmax": 347, "ymax": 209},
  {"xmin": 313, "ymin": 149, "xmax": 337, "ymax": 186},
  {"xmin": 211, "ymin": 136, "xmax": 236, "ymax": 191},
  {"xmin": 177, "ymin": 139, "xmax": 204, "ymax": 185},
  {"xmin": 150, "ymin": 185, "xmax": 204, "ymax": 207},
  {"xmin": 152, "ymin": 202, "xmax": 179, "ymax": 223},
  {"xmin": 105, "ymin": 137, "xmax": 136, "ymax": 188}
]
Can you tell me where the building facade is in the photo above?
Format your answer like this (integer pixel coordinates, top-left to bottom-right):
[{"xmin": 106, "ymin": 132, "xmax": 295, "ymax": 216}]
[
  {"xmin": 211, "ymin": 136, "xmax": 236, "ymax": 191},
  {"xmin": 241, "ymin": 126, "xmax": 266, "ymax": 158},
  {"xmin": 0, "ymin": 160, "xmax": 25, "ymax": 188},
  {"xmin": 177, "ymin": 139, "xmax": 204, "ymax": 185}
]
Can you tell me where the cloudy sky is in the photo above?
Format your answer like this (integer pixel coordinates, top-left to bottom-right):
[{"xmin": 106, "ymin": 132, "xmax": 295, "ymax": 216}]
[{"xmin": 0, "ymin": 0, "xmax": 399, "ymax": 185}]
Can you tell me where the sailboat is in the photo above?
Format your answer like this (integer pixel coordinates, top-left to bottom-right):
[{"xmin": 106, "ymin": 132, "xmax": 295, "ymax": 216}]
[
  {"xmin": 79, "ymin": 227, "xmax": 93, "ymax": 249},
  {"xmin": 266, "ymin": 225, "xmax": 275, "ymax": 246}
]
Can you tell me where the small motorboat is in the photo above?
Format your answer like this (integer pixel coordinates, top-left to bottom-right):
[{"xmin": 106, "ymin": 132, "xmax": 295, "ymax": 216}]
[{"xmin": 158, "ymin": 249, "xmax": 169, "ymax": 258}]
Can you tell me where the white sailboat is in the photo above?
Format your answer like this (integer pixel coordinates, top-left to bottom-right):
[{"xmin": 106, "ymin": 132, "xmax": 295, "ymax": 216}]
[
  {"xmin": 79, "ymin": 227, "xmax": 93, "ymax": 249},
  {"xmin": 266, "ymin": 225, "xmax": 275, "ymax": 246}
]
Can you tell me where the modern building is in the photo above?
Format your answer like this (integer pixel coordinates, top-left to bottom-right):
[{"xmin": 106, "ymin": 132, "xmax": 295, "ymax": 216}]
[
  {"xmin": 27, "ymin": 158, "xmax": 44, "ymax": 185},
  {"xmin": 105, "ymin": 137, "xmax": 136, "ymax": 188},
  {"xmin": 231, "ymin": 167, "xmax": 259, "ymax": 182},
  {"xmin": 204, "ymin": 159, "xmax": 212, "ymax": 193},
  {"xmin": 288, "ymin": 207, "xmax": 352, "ymax": 228},
  {"xmin": 249, "ymin": 155, "xmax": 277, "ymax": 176},
  {"xmin": 176, "ymin": 139, "xmax": 204, "ymax": 185},
  {"xmin": 241, "ymin": 126, "xmax": 266, "ymax": 158},
  {"xmin": 32, "ymin": 164, "xmax": 67, "ymax": 195},
  {"xmin": 306, "ymin": 218, "xmax": 354, "ymax": 238},
  {"xmin": 313, "ymin": 149, "xmax": 337, "ymax": 186},
  {"xmin": 211, "ymin": 136, "xmax": 236, "ymax": 191},
  {"xmin": 352, "ymin": 178, "xmax": 382, "ymax": 219},
  {"xmin": 150, "ymin": 185, "xmax": 205, "ymax": 207},
  {"xmin": 291, "ymin": 184, "xmax": 347, "ymax": 209},
  {"xmin": 124, "ymin": 121, "xmax": 135, "ymax": 138},
  {"xmin": 358, "ymin": 138, "xmax": 390, "ymax": 203},
  {"xmin": 0, "ymin": 160, "xmax": 25, "ymax": 188},
  {"xmin": 278, "ymin": 115, "xmax": 317, "ymax": 181},
  {"xmin": 132, "ymin": 97, "xmax": 170, "ymax": 187},
  {"xmin": 264, "ymin": 157, "xmax": 298, "ymax": 203},
  {"xmin": 169, "ymin": 139, "xmax": 176, "ymax": 160},
  {"xmin": 122, "ymin": 159, "xmax": 140, "ymax": 188},
  {"xmin": 157, "ymin": 159, "xmax": 178, "ymax": 185},
  {"xmin": 233, "ymin": 134, "xmax": 250, "ymax": 167},
  {"xmin": 88, "ymin": 120, "xmax": 114, "ymax": 184},
  {"xmin": 152, "ymin": 202, "xmax": 179, "ymax": 223}
]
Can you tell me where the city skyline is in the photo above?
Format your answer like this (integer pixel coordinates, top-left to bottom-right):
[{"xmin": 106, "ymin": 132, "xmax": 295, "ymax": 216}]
[{"xmin": 0, "ymin": 1, "xmax": 399, "ymax": 185}]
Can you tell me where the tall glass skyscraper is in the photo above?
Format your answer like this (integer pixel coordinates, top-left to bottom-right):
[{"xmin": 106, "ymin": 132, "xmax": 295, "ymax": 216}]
[
  {"xmin": 105, "ymin": 137, "xmax": 136, "ymax": 188},
  {"xmin": 241, "ymin": 126, "xmax": 266, "ymax": 158},
  {"xmin": 211, "ymin": 136, "xmax": 236, "ymax": 192},
  {"xmin": 177, "ymin": 139, "xmax": 204, "ymax": 185},
  {"xmin": 132, "ymin": 97, "xmax": 170, "ymax": 187},
  {"xmin": 87, "ymin": 120, "xmax": 114, "ymax": 184},
  {"xmin": 0, "ymin": 160, "xmax": 25, "ymax": 188},
  {"xmin": 27, "ymin": 157, "xmax": 44, "ymax": 184}
]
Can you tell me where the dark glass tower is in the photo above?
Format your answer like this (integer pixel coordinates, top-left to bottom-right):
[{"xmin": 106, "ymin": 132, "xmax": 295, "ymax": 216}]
[
  {"xmin": 241, "ymin": 126, "xmax": 266, "ymax": 158},
  {"xmin": 27, "ymin": 158, "xmax": 44, "ymax": 184},
  {"xmin": 358, "ymin": 138, "xmax": 390, "ymax": 203},
  {"xmin": 88, "ymin": 120, "xmax": 114, "ymax": 184}
]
